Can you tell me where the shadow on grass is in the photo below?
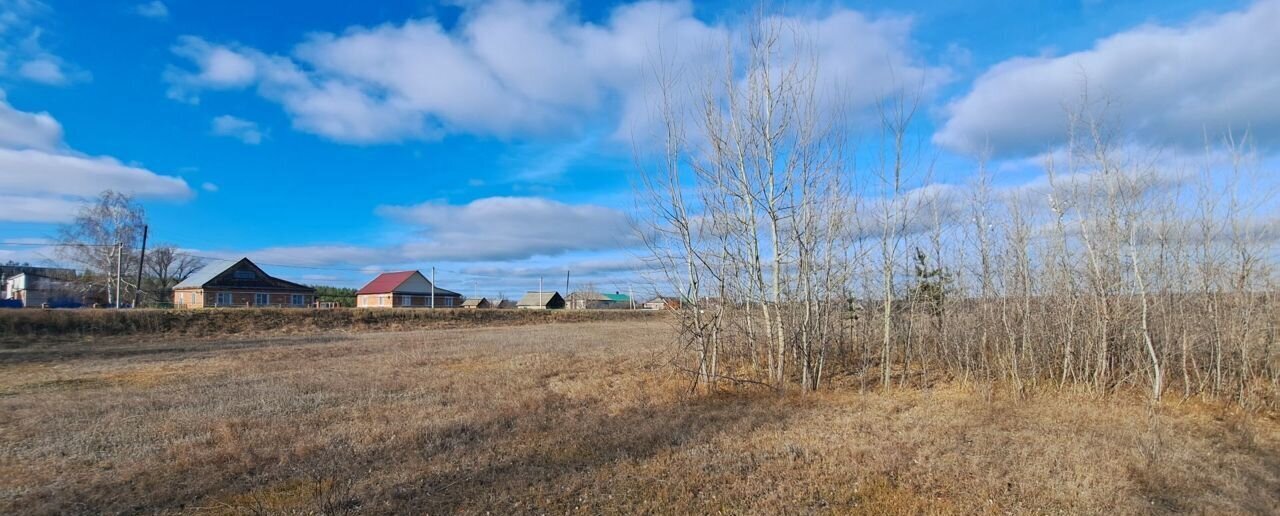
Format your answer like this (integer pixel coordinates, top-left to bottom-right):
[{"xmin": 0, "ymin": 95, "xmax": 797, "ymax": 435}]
[
  {"xmin": 9, "ymin": 377, "xmax": 795, "ymax": 514},
  {"xmin": 372, "ymin": 391, "xmax": 795, "ymax": 513}
]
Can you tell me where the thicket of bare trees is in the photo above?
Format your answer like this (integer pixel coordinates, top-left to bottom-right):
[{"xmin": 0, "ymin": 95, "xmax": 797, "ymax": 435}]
[{"xmin": 639, "ymin": 18, "xmax": 1278, "ymax": 408}]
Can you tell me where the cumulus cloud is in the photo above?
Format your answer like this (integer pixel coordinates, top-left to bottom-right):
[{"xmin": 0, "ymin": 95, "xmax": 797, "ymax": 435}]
[
  {"xmin": 193, "ymin": 196, "xmax": 641, "ymax": 276},
  {"xmin": 134, "ymin": 1, "xmax": 168, "ymax": 20},
  {"xmin": 0, "ymin": 90, "xmax": 193, "ymax": 223},
  {"xmin": 17, "ymin": 57, "xmax": 65, "ymax": 84},
  {"xmin": 0, "ymin": 149, "xmax": 190, "ymax": 198},
  {"xmin": 379, "ymin": 196, "xmax": 639, "ymax": 261},
  {"xmin": 0, "ymin": 1, "xmax": 85, "ymax": 85},
  {"xmin": 210, "ymin": 115, "xmax": 263, "ymax": 144},
  {"xmin": 0, "ymin": 194, "xmax": 83, "ymax": 223},
  {"xmin": 163, "ymin": 0, "xmax": 940, "ymax": 144},
  {"xmin": 936, "ymin": 0, "xmax": 1280, "ymax": 157},
  {"xmin": 0, "ymin": 92, "xmax": 61, "ymax": 150}
]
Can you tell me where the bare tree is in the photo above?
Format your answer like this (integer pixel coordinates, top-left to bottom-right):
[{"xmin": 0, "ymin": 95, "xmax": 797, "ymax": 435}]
[
  {"xmin": 636, "ymin": 11, "xmax": 1278, "ymax": 409},
  {"xmin": 55, "ymin": 191, "xmax": 147, "ymax": 306},
  {"xmin": 144, "ymin": 245, "xmax": 205, "ymax": 306}
]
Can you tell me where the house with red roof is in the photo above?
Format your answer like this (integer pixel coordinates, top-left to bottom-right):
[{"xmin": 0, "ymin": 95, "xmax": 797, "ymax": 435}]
[{"xmin": 355, "ymin": 270, "xmax": 463, "ymax": 308}]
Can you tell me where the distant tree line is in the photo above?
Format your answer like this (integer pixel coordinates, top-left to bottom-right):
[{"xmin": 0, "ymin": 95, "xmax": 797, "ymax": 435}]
[{"xmin": 312, "ymin": 285, "xmax": 357, "ymax": 307}]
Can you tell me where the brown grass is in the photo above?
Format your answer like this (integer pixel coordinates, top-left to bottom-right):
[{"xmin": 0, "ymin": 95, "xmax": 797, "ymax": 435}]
[
  {"xmin": 0, "ymin": 307, "xmax": 662, "ymax": 344},
  {"xmin": 2, "ymin": 320, "xmax": 1277, "ymax": 514}
]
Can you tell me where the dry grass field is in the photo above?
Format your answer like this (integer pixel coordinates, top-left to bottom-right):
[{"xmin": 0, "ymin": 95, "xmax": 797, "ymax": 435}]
[{"xmin": 2, "ymin": 319, "xmax": 1278, "ymax": 514}]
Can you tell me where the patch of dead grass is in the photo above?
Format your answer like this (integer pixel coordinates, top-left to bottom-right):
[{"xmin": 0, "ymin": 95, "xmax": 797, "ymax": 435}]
[{"xmin": 1, "ymin": 320, "xmax": 1276, "ymax": 514}]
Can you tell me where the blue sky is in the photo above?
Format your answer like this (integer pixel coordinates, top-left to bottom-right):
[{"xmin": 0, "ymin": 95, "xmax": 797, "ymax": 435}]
[{"xmin": 1, "ymin": 0, "xmax": 1275, "ymax": 297}]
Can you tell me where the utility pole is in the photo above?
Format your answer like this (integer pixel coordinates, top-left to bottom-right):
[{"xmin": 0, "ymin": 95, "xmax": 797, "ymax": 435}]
[
  {"xmin": 629, "ymin": 283, "xmax": 634, "ymax": 310},
  {"xmin": 114, "ymin": 242, "xmax": 123, "ymax": 309},
  {"xmin": 133, "ymin": 225, "xmax": 148, "ymax": 308},
  {"xmin": 539, "ymin": 276, "xmax": 544, "ymax": 307},
  {"xmin": 565, "ymin": 270, "xmax": 570, "ymax": 309},
  {"xmin": 431, "ymin": 266, "xmax": 436, "ymax": 309}
]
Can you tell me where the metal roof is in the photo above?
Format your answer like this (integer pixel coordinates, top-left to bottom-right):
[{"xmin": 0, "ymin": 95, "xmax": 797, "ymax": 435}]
[
  {"xmin": 461, "ymin": 297, "xmax": 488, "ymax": 306},
  {"xmin": 356, "ymin": 270, "xmax": 462, "ymax": 296},
  {"xmin": 356, "ymin": 271, "xmax": 417, "ymax": 295},
  {"xmin": 517, "ymin": 291, "xmax": 562, "ymax": 306},
  {"xmin": 603, "ymin": 293, "xmax": 631, "ymax": 303},
  {"xmin": 172, "ymin": 259, "xmax": 238, "ymax": 290}
]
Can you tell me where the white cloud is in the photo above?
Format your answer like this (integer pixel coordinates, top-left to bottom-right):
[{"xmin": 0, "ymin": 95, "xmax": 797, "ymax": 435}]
[
  {"xmin": 0, "ymin": 91, "xmax": 61, "ymax": 150},
  {"xmin": 379, "ymin": 196, "xmax": 639, "ymax": 261},
  {"xmin": 134, "ymin": 1, "xmax": 168, "ymax": 20},
  {"xmin": 201, "ymin": 182, "xmax": 218, "ymax": 192},
  {"xmin": 210, "ymin": 114, "xmax": 263, "ymax": 144},
  {"xmin": 164, "ymin": 1, "xmax": 940, "ymax": 144},
  {"xmin": 0, "ymin": 2, "xmax": 85, "ymax": 86},
  {"xmin": 0, "ymin": 149, "xmax": 190, "ymax": 198},
  {"xmin": 0, "ymin": 194, "xmax": 82, "ymax": 223},
  {"xmin": 164, "ymin": 36, "xmax": 262, "ymax": 102},
  {"xmin": 0, "ymin": 89, "xmax": 193, "ymax": 223},
  {"xmin": 936, "ymin": 0, "xmax": 1280, "ymax": 157},
  {"xmin": 188, "ymin": 196, "xmax": 639, "ymax": 274},
  {"xmin": 17, "ymin": 56, "xmax": 64, "ymax": 84}
]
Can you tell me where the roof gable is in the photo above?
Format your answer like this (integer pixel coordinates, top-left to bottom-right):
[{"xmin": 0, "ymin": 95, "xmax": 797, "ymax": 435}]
[
  {"xmin": 357, "ymin": 271, "xmax": 417, "ymax": 295},
  {"xmin": 173, "ymin": 259, "xmax": 238, "ymax": 290},
  {"xmin": 357, "ymin": 270, "xmax": 463, "ymax": 296},
  {"xmin": 174, "ymin": 258, "xmax": 314, "ymax": 292},
  {"xmin": 517, "ymin": 291, "xmax": 564, "ymax": 306}
]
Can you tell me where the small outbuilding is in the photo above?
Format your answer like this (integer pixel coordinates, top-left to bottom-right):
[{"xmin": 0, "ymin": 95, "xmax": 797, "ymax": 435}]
[
  {"xmin": 461, "ymin": 297, "xmax": 491, "ymax": 309},
  {"xmin": 517, "ymin": 291, "xmax": 565, "ymax": 310},
  {"xmin": 356, "ymin": 270, "xmax": 462, "ymax": 308}
]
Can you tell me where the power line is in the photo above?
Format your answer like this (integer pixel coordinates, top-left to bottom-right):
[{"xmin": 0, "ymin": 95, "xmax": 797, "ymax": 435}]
[
  {"xmin": 0, "ymin": 241, "xmax": 118, "ymax": 247},
  {"xmin": 2, "ymin": 242, "xmax": 647, "ymax": 282}
]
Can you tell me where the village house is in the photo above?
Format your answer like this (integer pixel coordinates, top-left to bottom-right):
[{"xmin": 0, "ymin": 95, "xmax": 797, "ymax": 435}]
[
  {"xmin": 461, "ymin": 297, "xmax": 491, "ymax": 309},
  {"xmin": 173, "ymin": 258, "xmax": 316, "ymax": 308},
  {"xmin": 566, "ymin": 291, "xmax": 633, "ymax": 309},
  {"xmin": 643, "ymin": 295, "xmax": 682, "ymax": 310},
  {"xmin": 517, "ymin": 291, "xmax": 565, "ymax": 310},
  {"xmin": 356, "ymin": 270, "xmax": 462, "ymax": 308},
  {"xmin": 2, "ymin": 271, "xmax": 84, "ymax": 307}
]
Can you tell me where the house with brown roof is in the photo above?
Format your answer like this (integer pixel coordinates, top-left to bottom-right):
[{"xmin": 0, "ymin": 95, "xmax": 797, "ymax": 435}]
[
  {"xmin": 172, "ymin": 258, "xmax": 315, "ymax": 308},
  {"xmin": 356, "ymin": 270, "xmax": 462, "ymax": 308}
]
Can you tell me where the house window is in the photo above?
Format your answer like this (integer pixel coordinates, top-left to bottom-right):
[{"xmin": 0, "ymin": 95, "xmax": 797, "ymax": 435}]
[
  {"xmin": 233, "ymin": 270, "xmax": 255, "ymax": 280},
  {"xmin": 401, "ymin": 295, "xmax": 412, "ymax": 306},
  {"xmin": 291, "ymin": 294, "xmax": 304, "ymax": 306},
  {"xmin": 216, "ymin": 292, "xmax": 233, "ymax": 306},
  {"xmin": 378, "ymin": 296, "xmax": 385, "ymax": 306},
  {"xmin": 443, "ymin": 297, "xmax": 452, "ymax": 307},
  {"xmin": 255, "ymin": 293, "xmax": 269, "ymax": 306}
]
